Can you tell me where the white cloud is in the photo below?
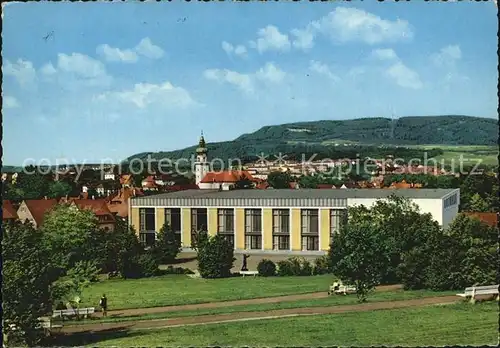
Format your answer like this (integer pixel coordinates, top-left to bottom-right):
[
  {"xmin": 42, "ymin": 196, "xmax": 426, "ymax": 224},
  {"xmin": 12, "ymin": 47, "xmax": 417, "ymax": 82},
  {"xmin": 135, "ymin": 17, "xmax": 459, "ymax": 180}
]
[
  {"xmin": 96, "ymin": 81, "xmax": 197, "ymax": 109},
  {"xmin": 204, "ymin": 62, "xmax": 287, "ymax": 93},
  {"xmin": 250, "ymin": 25, "xmax": 291, "ymax": 53},
  {"xmin": 256, "ymin": 62, "xmax": 286, "ymax": 83},
  {"xmin": 431, "ymin": 45, "xmax": 462, "ymax": 67},
  {"xmin": 3, "ymin": 95, "xmax": 20, "ymax": 109},
  {"xmin": 309, "ymin": 60, "xmax": 340, "ymax": 81},
  {"xmin": 386, "ymin": 62, "xmax": 422, "ymax": 89},
  {"xmin": 221, "ymin": 41, "xmax": 247, "ymax": 57},
  {"xmin": 371, "ymin": 48, "xmax": 422, "ymax": 89},
  {"xmin": 3, "ymin": 59, "xmax": 36, "ymax": 87},
  {"xmin": 135, "ymin": 38, "xmax": 164, "ymax": 59},
  {"xmin": 204, "ymin": 69, "xmax": 254, "ymax": 93},
  {"xmin": 290, "ymin": 26, "xmax": 315, "ymax": 51},
  {"xmin": 40, "ymin": 62, "xmax": 57, "ymax": 75},
  {"xmin": 311, "ymin": 7, "xmax": 413, "ymax": 45},
  {"xmin": 57, "ymin": 53, "xmax": 107, "ymax": 78},
  {"xmin": 371, "ymin": 48, "xmax": 398, "ymax": 61},
  {"xmin": 96, "ymin": 44, "xmax": 138, "ymax": 63}
]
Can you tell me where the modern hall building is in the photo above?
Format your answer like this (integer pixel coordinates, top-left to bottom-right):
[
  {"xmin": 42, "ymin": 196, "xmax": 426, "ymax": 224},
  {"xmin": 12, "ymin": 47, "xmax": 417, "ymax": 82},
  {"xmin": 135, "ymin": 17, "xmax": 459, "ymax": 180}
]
[{"xmin": 128, "ymin": 187, "xmax": 460, "ymax": 255}]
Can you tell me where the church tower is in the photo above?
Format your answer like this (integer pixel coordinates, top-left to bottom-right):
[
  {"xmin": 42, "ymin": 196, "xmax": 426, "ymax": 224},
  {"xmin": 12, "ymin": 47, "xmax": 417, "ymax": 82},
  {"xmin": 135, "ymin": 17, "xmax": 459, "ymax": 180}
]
[{"xmin": 195, "ymin": 132, "xmax": 210, "ymax": 185}]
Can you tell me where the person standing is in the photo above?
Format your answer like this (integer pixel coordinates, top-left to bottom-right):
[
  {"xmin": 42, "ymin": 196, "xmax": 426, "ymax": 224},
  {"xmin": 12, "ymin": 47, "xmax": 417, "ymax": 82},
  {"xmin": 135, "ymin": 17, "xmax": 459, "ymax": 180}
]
[{"xmin": 99, "ymin": 294, "xmax": 108, "ymax": 317}]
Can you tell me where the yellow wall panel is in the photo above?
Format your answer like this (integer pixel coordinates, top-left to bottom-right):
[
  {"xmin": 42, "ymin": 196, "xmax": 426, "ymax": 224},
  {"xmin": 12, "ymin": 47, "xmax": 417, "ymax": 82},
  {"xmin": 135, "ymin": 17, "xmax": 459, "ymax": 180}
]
[
  {"xmin": 181, "ymin": 208, "xmax": 192, "ymax": 247},
  {"xmin": 156, "ymin": 208, "xmax": 165, "ymax": 231},
  {"xmin": 208, "ymin": 208, "xmax": 218, "ymax": 237},
  {"xmin": 235, "ymin": 208, "xmax": 245, "ymax": 250},
  {"xmin": 130, "ymin": 207, "xmax": 140, "ymax": 236},
  {"xmin": 263, "ymin": 208, "xmax": 273, "ymax": 250},
  {"xmin": 291, "ymin": 208, "xmax": 301, "ymax": 251},
  {"xmin": 320, "ymin": 209, "xmax": 330, "ymax": 251}
]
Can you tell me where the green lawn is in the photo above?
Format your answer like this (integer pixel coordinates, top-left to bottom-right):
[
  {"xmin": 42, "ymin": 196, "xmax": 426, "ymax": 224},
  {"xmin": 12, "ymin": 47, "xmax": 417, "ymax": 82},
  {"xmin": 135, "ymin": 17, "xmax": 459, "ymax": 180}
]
[
  {"xmin": 80, "ymin": 274, "xmax": 333, "ymax": 310},
  {"xmin": 70, "ymin": 289, "xmax": 457, "ymax": 325},
  {"xmin": 71, "ymin": 302, "xmax": 498, "ymax": 346}
]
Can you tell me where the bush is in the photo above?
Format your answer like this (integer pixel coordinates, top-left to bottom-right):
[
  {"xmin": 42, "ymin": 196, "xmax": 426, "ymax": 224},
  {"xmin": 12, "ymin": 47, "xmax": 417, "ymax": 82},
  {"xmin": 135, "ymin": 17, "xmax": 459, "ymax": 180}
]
[
  {"xmin": 257, "ymin": 259, "xmax": 276, "ymax": 277},
  {"xmin": 162, "ymin": 266, "xmax": 194, "ymax": 275},
  {"xmin": 122, "ymin": 252, "xmax": 159, "ymax": 279},
  {"xmin": 197, "ymin": 235, "xmax": 235, "ymax": 279},
  {"xmin": 151, "ymin": 223, "xmax": 182, "ymax": 264},
  {"xmin": 277, "ymin": 257, "xmax": 313, "ymax": 276},
  {"xmin": 313, "ymin": 255, "xmax": 330, "ymax": 275}
]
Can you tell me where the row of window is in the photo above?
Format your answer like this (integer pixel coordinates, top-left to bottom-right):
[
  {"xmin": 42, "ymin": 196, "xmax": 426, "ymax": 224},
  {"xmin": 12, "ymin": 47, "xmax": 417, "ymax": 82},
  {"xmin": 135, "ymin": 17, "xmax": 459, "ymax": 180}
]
[
  {"xmin": 443, "ymin": 193, "xmax": 458, "ymax": 209},
  {"xmin": 139, "ymin": 208, "xmax": 347, "ymax": 251}
]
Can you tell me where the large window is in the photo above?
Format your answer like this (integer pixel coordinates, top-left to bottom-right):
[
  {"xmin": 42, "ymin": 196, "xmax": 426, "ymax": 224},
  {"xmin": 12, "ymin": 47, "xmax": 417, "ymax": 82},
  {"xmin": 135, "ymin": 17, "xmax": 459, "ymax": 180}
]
[
  {"xmin": 245, "ymin": 209, "xmax": 262, "ymax": 250},
  {"xmin": 330, "ymin": 209, "xmax": 347, "ymax": 245},
  {"xmin": 191, "ymin": 208, "xmax": 208, "ymax": 246},
  {"xmin": 301, "ymin": 209, "xmax": 319, "ymax": 251},
  {"xmin": 273, "ymin": 209, "xmax": 290, "ymax": 250},
  {"xmin": 444, "ymin": 193, "xmax": 458, "ymax": 209},
  {"xmin": 165, "ymin": 208, "xmax": 181, "ymax": 244},
  {"xmin": 139, "ymin": 208, "xmax": 156, "ymax": 247},
  {"xmin": 218, "ymin": 208, "xmax": 235, "ymax": 248}
]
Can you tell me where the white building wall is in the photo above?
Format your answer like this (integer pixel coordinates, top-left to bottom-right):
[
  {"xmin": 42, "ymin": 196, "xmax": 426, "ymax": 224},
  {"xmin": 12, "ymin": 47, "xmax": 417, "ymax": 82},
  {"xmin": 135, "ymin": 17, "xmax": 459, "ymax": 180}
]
[{"xmin": 347, "ymin": 197, "xmax": 449, "ymax": 227}]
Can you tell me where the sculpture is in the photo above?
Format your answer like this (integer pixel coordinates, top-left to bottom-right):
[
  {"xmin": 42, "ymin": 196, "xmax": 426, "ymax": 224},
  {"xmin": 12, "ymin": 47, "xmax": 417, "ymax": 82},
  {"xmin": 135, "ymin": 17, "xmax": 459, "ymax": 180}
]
[{"xmin": 241, "ymin": 254, "xmax": 250, "ymax": 271}]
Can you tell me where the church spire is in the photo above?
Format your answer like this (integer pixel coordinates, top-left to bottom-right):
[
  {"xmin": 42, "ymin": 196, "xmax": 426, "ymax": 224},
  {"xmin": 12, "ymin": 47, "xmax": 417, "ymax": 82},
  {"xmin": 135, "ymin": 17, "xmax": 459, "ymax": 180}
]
[{"xmin": 197, "ymin": 131, "xmax": 207, "ymax": 154}]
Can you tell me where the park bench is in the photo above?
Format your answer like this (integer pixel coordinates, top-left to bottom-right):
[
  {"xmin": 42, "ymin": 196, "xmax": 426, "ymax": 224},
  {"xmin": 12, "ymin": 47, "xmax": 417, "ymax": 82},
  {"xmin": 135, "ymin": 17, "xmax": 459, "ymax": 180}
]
[
  {"xmin": 456, "ymin": 284, "xmax": 499, "ymax": 302},
  {"xmin": 328, "ymin": 282, "xmax": 356, "ymax": 295},
  {"xmin": 52, "ymin": 307, "xmax": 95, "ymax": 320},
  {"xmin": 37, "ymin": 317, "xmax": 63, "ymax": 335},
  {"xmin": 240, "ymin": 270, "xmax": 259, "ymax": 277}
]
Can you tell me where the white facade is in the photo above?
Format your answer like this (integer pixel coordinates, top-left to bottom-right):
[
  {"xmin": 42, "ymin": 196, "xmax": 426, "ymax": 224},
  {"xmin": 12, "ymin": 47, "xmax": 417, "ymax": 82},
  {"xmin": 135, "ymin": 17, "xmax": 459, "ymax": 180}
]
[
  {"xmin": 195, "ymin": 152, "xmax": 210, "ymax": 186},
  {"xmin": 347, "ymin": 188, "xmax": 460, "ymax": 229}
]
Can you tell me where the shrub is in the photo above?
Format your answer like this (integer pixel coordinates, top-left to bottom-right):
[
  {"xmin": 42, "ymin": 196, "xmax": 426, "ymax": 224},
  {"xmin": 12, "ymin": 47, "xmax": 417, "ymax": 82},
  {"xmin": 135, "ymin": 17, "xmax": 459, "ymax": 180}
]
[
  {"xmin": 151, "ymin": 223, "xmax": 182, "ymax": 264},
  {"xmin": 276, "ymin": 260, "xmax": 294, "ymax": 276},
  {"xmin": 122, "ymin": 252, "xmax": 159, "ymax": 279},
  {"xmin": 162, "ymin": 266, "xmax": 194, "ymax": 275},
  {"xmin": 276, "ymin": 257, "xmax": 313, "ymax": 276},
  {"xmin": 257, "ymin": 259, "xmax": 276, "ymax": 277},
  {"xmin": 313, "ymin": 255, "xmax": 330, "ymax": 275},
  {"xmin": 197, "ymin": 235, "xmax": 235, "ymax": 279}
]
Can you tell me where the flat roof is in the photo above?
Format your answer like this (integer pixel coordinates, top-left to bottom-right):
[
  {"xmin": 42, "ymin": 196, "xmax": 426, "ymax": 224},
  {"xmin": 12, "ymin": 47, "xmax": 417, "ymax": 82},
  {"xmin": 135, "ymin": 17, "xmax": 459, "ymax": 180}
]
[{"xmin": 132, "ymin": 188, "xmax": 458, "ymax": 202}]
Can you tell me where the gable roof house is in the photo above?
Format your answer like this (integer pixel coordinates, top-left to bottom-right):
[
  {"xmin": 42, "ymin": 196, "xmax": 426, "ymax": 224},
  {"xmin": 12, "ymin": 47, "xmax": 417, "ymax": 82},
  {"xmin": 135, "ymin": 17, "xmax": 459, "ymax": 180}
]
[
  {"xmin": 17, "ymin": 199, "xmax": 58, "ymax": 228},
  {"xmin": 198, "ymin": 170, "xmax": 257, "ymax": 190},
  {"xmin": 71, "ymin": 199, "xmax": 116, "ymax": 231},
  {"xmin": 2, "ymin": 200, "xmax": 18, "ymax": 221}
]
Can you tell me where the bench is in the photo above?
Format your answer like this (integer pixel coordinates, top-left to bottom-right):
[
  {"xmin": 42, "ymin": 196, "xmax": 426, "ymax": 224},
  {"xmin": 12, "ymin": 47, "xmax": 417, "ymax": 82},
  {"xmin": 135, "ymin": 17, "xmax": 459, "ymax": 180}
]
[
  {"xmin": 52, "ymin": 307, "xmax": 95, "ymax": 320},
  {"xmin": 328, "ymin": 282, "xmax": 356, "ymax": 295},
  {"xmin": 240, "ymin": 271, "xmax": 259, "ymax": 277},
  {"xmin": 37, "ymin": 317, "xmax": 63, "ymax": 335},
  {"xmin": 456, "ymin": 284, "xmax": 499, "ymax": 302}
]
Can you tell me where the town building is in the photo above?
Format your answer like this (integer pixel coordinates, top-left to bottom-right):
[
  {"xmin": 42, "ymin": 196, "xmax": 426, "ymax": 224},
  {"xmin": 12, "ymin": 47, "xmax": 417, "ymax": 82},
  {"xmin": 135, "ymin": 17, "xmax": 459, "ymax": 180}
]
[
  {"xmin": 2, "ymin": 200, "xmax": 18, "ymax": 222},
  {"xmin": 129, "ymin": 188, "xmax": 460, "ymax": 255},
  {"xmin": 17, "ymin": 199, "xmax": 58, "ymax": 228}
]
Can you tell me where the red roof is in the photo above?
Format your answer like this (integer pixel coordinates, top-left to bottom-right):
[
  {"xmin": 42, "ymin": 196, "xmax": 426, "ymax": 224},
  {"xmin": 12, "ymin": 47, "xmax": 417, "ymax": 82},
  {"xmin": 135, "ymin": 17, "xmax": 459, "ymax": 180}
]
[
  {"xmin": 165, "ymin": 184, "xmax": 199, "ymax": 192},
  {"xmin": 72, "ymin": 199, "xmax": 113, "ymax": 216},
  {"xmin": 2, "ymin": 200, "xmax": 18, "ymax": 220},
  {"xmin": 200, "ymin": 170, "xmax": 255, "ymax": 184},
  {"xmin": 255, "ymin": 181, "xmax": 270, "ymax": 189},
  {"xmin": 23, "ymin": 199, "xmax": 58, "ymax": 226},
  {"xmin": 316, "ymin": 184, "xmax": 334, "ymax": 189},
  {"xmin": 463, "ymin": 212, "xmax": 499, "ymax": 227}
]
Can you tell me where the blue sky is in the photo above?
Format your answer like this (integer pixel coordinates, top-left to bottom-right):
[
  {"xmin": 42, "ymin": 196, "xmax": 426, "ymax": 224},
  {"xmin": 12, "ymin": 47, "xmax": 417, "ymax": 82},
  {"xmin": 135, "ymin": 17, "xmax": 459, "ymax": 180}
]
[{"xmin": 2, "ymin": 1, "xmax": 498, "ymax": 165}]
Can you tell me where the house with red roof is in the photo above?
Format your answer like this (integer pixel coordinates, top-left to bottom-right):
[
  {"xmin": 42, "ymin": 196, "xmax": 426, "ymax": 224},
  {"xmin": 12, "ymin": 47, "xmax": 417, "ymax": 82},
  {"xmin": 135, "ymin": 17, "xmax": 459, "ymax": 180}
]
[
  {"xmin": 2, "ymin": 200, "xmax": 18, "ymax": 222},
  {"xmin": 463, "ymin": 212, "xmax": 499, "ymax": 228},
  {"xmin": 71, "ymin": 199, "xmax": 116, "ymax": 231},
  {"xmin": 198, "ymin": 170, "xmax": 256, "ymax": 190},
  {"xmin": 17, "ymin": 199, "xmax": 58, "ymax": 228}
]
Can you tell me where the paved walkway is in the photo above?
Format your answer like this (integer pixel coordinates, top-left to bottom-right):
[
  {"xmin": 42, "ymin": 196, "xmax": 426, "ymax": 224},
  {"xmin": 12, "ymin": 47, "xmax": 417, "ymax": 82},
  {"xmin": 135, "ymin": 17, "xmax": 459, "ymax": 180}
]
[
  {"xmin": 102, "ymin": 284, "xmax": 402, "ymax": 317},
  {"xmin": 61, "ymin": 294, "xmax": 459, "ymax": 333}
]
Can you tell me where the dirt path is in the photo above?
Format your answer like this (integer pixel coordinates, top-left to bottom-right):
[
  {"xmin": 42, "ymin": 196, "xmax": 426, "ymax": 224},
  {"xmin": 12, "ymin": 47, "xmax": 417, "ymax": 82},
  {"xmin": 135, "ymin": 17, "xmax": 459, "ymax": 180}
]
[
  {"xmin": 61, "ymin": 294, "xmax": 459, "ymax": 333},
  {"xmin": 101, "ymin": 284, "xmax": 402, "ymax": 317}
]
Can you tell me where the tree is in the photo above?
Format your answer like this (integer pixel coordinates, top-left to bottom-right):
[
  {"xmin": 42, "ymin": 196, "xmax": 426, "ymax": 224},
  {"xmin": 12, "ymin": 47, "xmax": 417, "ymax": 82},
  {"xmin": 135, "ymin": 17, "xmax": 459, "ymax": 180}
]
[
  {"xmin": 197, "ymin": 234, "xmax": 235, "ymax": 278},
  {"xmin": 15, "ymin": 166, "xmax": 50, "ymax": 199},
  {"xmin": 467, "ymin": 193, "xmax": 490, "ymax": 212},
  {"xmin": 41, "ymin": 204, "xmax": 99, "ymax": 275},
  {"xmin": 235, "ymin": 178, "xmax": 253, "ymax": 189},
  {"xmin": 151, "ymin": 222, "xmax": 182, "ymax": 264},
  {"xmin": 47, "ymin": 180, "xmax": 73, "ymax": 199},
  {"xmin": 329, "ymin": 221, "xmax": 390, "ymax": 302},
  {"xmin": 267, "ymin": 171, "xmax": 292, "ymax": 189},
  {"xmin": 191, "ymin": 230, "xmax": 209, "ymax": 252},
  {"xmin": 2, "ymin": 221, "xmax": 52, "ymax": 346}
]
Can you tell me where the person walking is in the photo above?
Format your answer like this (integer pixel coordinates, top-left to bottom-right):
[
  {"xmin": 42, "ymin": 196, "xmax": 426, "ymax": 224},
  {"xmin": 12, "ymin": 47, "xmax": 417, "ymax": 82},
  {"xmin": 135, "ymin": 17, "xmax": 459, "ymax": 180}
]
[{"xmin": 99, "ymin": 294, "xmax": 108, "ymax": 317}]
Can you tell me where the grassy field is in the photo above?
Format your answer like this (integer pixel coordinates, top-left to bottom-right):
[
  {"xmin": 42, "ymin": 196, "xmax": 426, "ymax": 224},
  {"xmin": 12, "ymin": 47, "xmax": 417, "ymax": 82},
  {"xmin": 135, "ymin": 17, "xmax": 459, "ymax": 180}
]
[
  {"xmin": 67, "ymin": 302, "xmax": 498, "ymax": 346},
  {"xmin": 80, "ymin": 274, "xmax": 333, "ymax": 310},
  {"xmin": 70, "ymin": 289, "xmax": 457, "ymax": 325},
  {"xmin": 412, "ymin": 145, "xmax": 498, "ymax": 167}
]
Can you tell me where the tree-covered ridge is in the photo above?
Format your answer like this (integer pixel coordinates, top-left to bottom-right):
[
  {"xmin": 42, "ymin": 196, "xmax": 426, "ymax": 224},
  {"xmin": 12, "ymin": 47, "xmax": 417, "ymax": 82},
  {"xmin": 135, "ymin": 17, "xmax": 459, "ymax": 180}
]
[{"xmin": 126, "ymin": 115, "xmax": 496, "ymax": 163}]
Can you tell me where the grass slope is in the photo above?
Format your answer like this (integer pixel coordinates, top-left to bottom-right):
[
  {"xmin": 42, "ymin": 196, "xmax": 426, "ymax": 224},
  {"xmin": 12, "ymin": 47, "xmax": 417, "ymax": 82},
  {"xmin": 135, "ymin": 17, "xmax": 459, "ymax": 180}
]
[
  {"xmin": 80, "ymin": 275, "xmax": 333, "ymax": 310},
  {"xmin": 80, "ymin": 302, "xmax": 498, "ymax": 346}
]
